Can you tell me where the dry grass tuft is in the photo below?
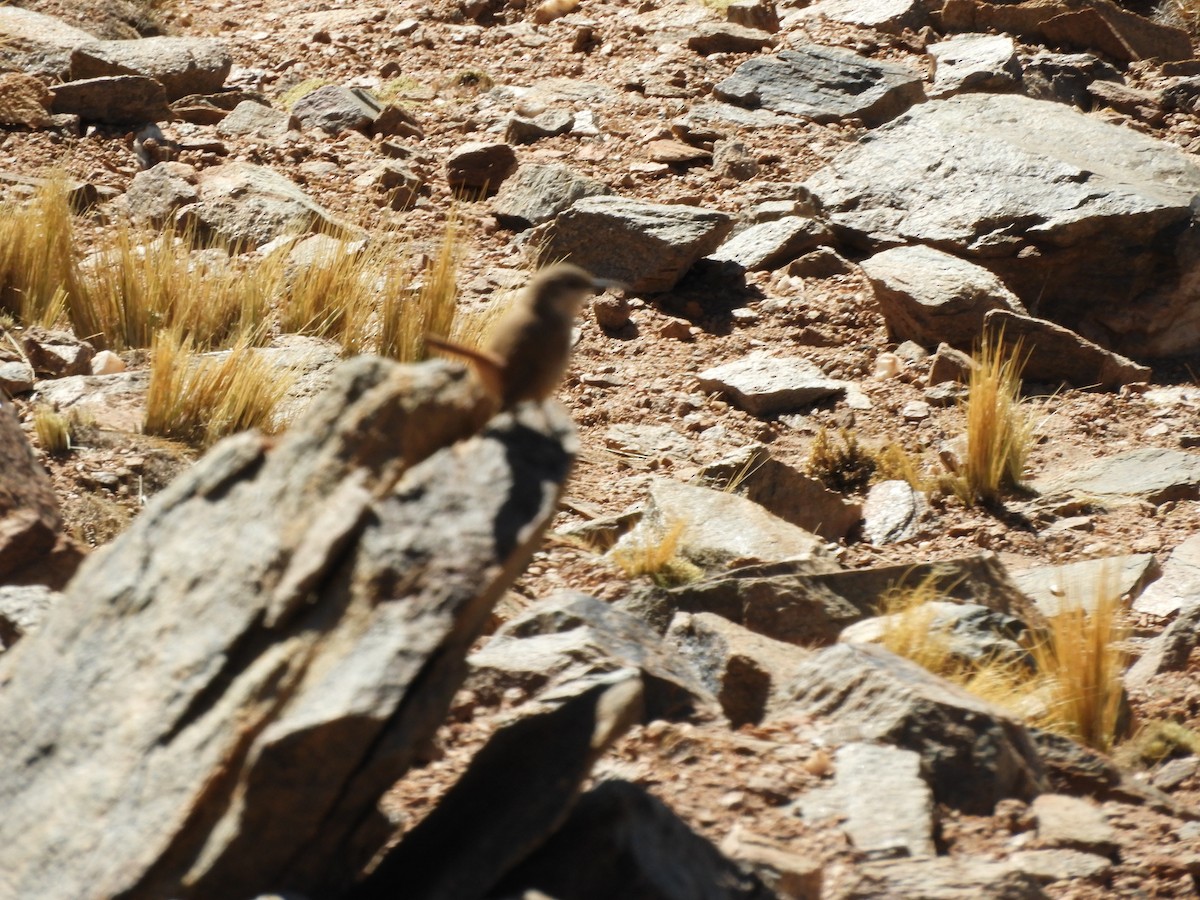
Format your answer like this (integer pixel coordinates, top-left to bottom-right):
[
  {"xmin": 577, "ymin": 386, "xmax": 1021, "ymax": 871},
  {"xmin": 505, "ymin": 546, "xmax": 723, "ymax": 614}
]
[
  {"xmin": 33, "ymin": 405, "xmax": 72, "ymax": 456},
  {"xmin": 144, "ymin": 331, "xmax": 294, "ymax": 447},
  {"xmin": 1115, "ymin": 720, "xmax": 1200, "ymax": 769},
  {"xmin": 277, "ymin": 78, "xmax": 334, "ymax": 109},
  {"xmin": 276, "ymin": 235, "xmax": 384, "ymax": 355},
  {"xmin": 379, "ymin": 213, "xmax": 461, "ymax": 361},
  {"xmin": 0, "ymin": 175, "xmax": 80, "ymax": 329},
  {"xmin": 611, "ymin": 519, "xmax": 703, "ymax": 588},
  {"xmin": 872, "ymin": 441, "xmax": 929, "ymax": 489},
  {"xmin": 806, "ymin": 427, "xmax": 876, "ymax": 494},
  {"xmin": 953, "ymin": 332, "xmax": 1033, "ymax": 505}
]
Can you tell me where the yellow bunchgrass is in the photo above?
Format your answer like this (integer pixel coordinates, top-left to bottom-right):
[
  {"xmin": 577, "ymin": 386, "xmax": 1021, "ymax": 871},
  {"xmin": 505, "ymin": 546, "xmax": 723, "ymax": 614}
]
[
  {"xmin": 610, "ymin": 519, "xmax": 703, "ymax": 588},
  {"xmin": 806, "ymin": 427, "xmax": 876, "ymax": 494},
  {"xmin": 954, "ymin": 332, "xmax": 1033, "ymax": 505},
  {"xmin": 144, "ymin": 330, "xmax": 295, "ymax": 447},
  {"xmin": 379, "ymin": 212, "xmax": 461, "ymax": 361},
  {"xmin": 33, "ymin": 405, "xmax": 72, "ymax": 456},
  {"xmin": 276, "ymin": 235, "xmax": 382, "ymax": 355},
  {"xmin": 0, "ymin": 175, "xmax": 80, "ymax": 329}
]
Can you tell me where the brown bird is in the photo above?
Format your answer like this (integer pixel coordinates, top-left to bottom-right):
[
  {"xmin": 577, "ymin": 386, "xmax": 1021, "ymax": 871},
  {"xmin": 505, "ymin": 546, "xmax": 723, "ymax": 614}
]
[{"xmin": 426, "ymin": 263, "xmax": 598, "ymax": 409}]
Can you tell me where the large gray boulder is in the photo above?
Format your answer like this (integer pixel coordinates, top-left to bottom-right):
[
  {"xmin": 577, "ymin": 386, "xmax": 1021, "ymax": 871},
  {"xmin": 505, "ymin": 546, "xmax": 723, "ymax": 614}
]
[
  {"xmin": 806, "ymin": 94, "xmax": 1200, "ymax": 358},
  {"xmin": 0, "ymin": 356, "xmax": 576, "ymax": 898},
  {"xmin": 70, "ymin": 37, "xmax": 232, "ymax": 100}
]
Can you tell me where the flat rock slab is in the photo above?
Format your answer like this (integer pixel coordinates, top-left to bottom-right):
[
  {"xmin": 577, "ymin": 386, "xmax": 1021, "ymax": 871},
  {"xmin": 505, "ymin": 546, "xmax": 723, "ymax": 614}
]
[
  {"xmin": 1034, "ymin": 448, "xmax": 1200, "ymax": 505},
  {"xmin": 50, "ymin": 75, "xmax": 170, "ymax": 124},
  {"xmin": 1008, "ymin": 553, "xmax": 1157, "ymax": 618},
  {"xmin": 838, "ymin": 856, "xmax": 1044, "ymax": 899},
  {"xmin": 708, "ymin": 216, "xmax": 831, "ymax": 271},
  {"xmin": 696, "ymin": 350, "xmax": 845, "ymax": 416},
  {"xmin": 860, "ymin": 244, "xmax": 1027, "ymax": 350},
  {"xmin": 1132, "ymin": 535, "xmax": 1200, "ymax": 618},
  {"xmin": 929, "ymin": 33, "xmax": 1021, "ymax": 97},
  {"xmin": 798, "ymin": 743, "xmax": 935, "ymax": 857},
  {"xmin": 34, "ymin": 370, "xmax": 149, "ymax": 433},
  {"xmin": 840, "ymin": 600, "xmax": 1028, "ymax": 667},
  {"xmin": 292, "ymin": 84, "xmax": 377, "ymax": 135},
  {"xmin": 714, "ymin": 45, "xmax": 924, "ymax": 126},
  {"xmin": 216, "ymin": 100, "xmax": 296, "ymax": 139},
  {"xmin": 491, "ymin": 163, "xmax": 612, "ymax": 230},
  {"xmin": 802, "ymin": 0, "xmax": 930, "ymax": 33},
  {"xmin": 70, "ymin": 37, "xmax": 232, "ymax": 101},
  {"xmin": 861, "ymin": 479, "xmax": 926, "ymax": 545},
  {"xmin": 806, "ymin": 94, "xmax": 1200, "ymax": 356},
  {"xmin": 537, "ymin": 196, "xmax": 732, "ymax": 293},
  {"xmin": 1031, "ymin": 794, "xmax": 1120, "ymax": 857},
  {"xmin": 1009, "ymin": 848, "xmax": 1113, "ymax": 883}
]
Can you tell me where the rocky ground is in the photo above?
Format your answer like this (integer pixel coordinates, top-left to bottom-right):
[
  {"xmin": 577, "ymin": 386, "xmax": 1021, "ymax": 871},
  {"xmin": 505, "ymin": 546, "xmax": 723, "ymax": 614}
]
[{"xmin": 4, "ymin": 0, "xmax": 1200, "ymax": 896}]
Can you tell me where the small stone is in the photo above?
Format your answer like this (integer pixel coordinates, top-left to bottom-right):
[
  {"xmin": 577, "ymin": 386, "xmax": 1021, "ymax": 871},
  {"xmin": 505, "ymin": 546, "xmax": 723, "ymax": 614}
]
[
  {"xmin": 591, "ymin": 293, "xmax": 631, "ymax": 331},
  {"xmin": 446, "ymin": 141, "xmax": 518, "ymax": 193},
  {"xmin": 900, "ymin": 400, "xmax": 930, "ymax": 421},
  {"xmin": 90, "ymin": 351, "xmax": 126, "ymax": 376}
]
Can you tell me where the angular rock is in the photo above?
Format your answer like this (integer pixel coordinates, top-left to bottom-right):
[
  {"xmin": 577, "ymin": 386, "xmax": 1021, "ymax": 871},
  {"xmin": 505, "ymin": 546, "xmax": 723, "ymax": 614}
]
[
  {"xmin": 712, "ymin": 138, "xmax": 760, "ymax": 181},
  {"xmin": 491, "ymin": 163, "xmax": 612, "ymax": 230},
  {"xmin": 537, "ymin": 196, "xmax": 733, "ymax": 293},
  {"xmin": 356, "ymin": 675, "xmax": 645, "ymax": 900},
  {"xmin": 1031, "ymin": 794, "xmax": 1120, "ymax": 857},
  {"xmin": 837, "ymin": 856, "xmax": 1045, "ymax": 899},
  {"xmin": 124, "ymin": 161, "xmax": 200, "ymax": 227},
  {"xmin": 929, "ymin": 33, "xmax": 1021, "ymax": 97},
  {"xmin": 29, "ymin": 371, "xmax": 148, "ymax": 432},
  {"xmin": 71, "ymin": 37, "xmax": 231, "ymax": 101},
  {"xmin": 861, "ymin": 480, "xmax": 925, "ymax": 546},
  {"xmin": 666, "ymin": 611, "xmax": 812, "ymax": 726},
  {"xmin": 928, "ymin": 342, "xmax": 975, "ymax": 385},
  {"xmin": 446, "ymin": 141, "xmax": 518, "ymax": 193},
  {"xmin": 1008, "ymin": 553, "xmax": 1157, "ymax": 618},
  {"xmin": 0, "ymin": 398, "xmax": 63, "ymax": 581},
  {"xmin": 1133, "ymin": 535, "xmax": 1200, "ymax": 618},
  {"xmin": 860, "ymin": 244, "xmax": 1027, "ymax": 350},
  {"xmin": 714, "ymin": 45, "xmax": 924, "ymax": 127},
  {"xmin": 700, "ymin": 443, "xmax": 862, "ymax": 541},
  {"xmin": 804, "ymin": 0, "xmax": 930, "ymax": 34},
  {"xmin": 0, "ymin": 361, "xmax": 34, "ymax": 396},
  {"xmin": 0, "ymin": 584, "xmax": 59, "ymax": 650},
  {"xmin": 0, "ymin": 356, "xmax": 573, "ymax": 898},
  {"xmin": 1009, "ymin": 849, "xmax": 1112, "ymax": 884},
  {"xmin": 687, "ymin": 23, "xmax": 778, "ymax": 56},
  {"xmin": 807, "ymin": 94, "xmax": 1200, "ymax": 357},
  {"xmin": 1020, "ymin": 50, "xmax": 1121, "ymax": 109},
  {"xmin": 726, "ymin": 0, "xmax": 781, "ymax": 33},
  {"xmin": 781, "ymin": 643, "xmax": 1046, "ymax": 813},
  {"xmin": 291, "ymin": 84, "xmax": 376, "ymax": 135},
  {"xmin": 696, "ymin": 350, "xmax": 846, "ymax": 416},
  {"xmin": 0, "ymin": 73, "xmax": 53, "ymax": 127},
  {"xmin": 612, "ymin": 477, "xmax": 834, "ymax": 572},
  {"xmin": 1034, "ymin": 449, "xmax": 1200, "ymax": 506},
  {"xmin": 0, "ymin": 7, "xmax": 97, "ymax": 79},
  {"xmin": 984, "ymin": 309, "xmax": 1151, "ymax": 390},
  {"xmin": 1127, "ymin": 602, "xmax": 1200, "ymax": 687},
  {"xmin": 647, "ymin": 138, "xmax": 711, "ymax": 165},
  {"xmin": 487, "ymin": 780, "xmax": 775, "ymax": 900},
  {"xmin": 21, "ymin": 327, "xmax": 95, "ymax": 378},
  {"xmin": 709, "ymin": 216, "xmax": 832, "ymax": 271},
  {"xmin": 351, "ymin": 161, "xmax": 426, "ymax": 210},
  {"xmin": 216, "ymin": 100, "xmax": 296, "ymax": 139},
  {"xmin": 798, "ymin": 743, "xmax": 935, "ymax": 858},
  {"xmin": 788, "ymin": 247, "xmax": 851, "ymax": 278},
  {"xmin": 181, "ymin": 161, "xmax": 350, "ymax": 249},
  {"xmin": 50, "ymin": 75, "xmax": 170, "ymax": 124},
  {"xmin": 504, "ymin": 109, "xmax": 573, "ymax": 144},
  {"xmin": 720, "ymin": 829, "xmax": 821, "ymax": 899},
  {"xmin": 840, "ymin": 601, "xmax": 1030, "ymax": 668},
  {"xmin": 467, "ymin": 592, "xmax": 717, "ymax": 721}
]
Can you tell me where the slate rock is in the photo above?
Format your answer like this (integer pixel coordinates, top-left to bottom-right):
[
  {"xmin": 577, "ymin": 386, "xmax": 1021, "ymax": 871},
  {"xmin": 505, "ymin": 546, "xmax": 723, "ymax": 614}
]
[
  {"xmin": 21, "ymin": 327, "xmax": 95, "ymax": 378},
  {"xmin": 666, "ymin": 611, "xmax": 812, "ymax": 726},
  {"xmin": 700, "ymin": 443, "xmax": 862, "ymax": 541},
  {"xmin": 861, "ymin": 480, "xmax": 925, "ymax": 546},
  {"xmin": 1132, "ymin": 534, "xmax": 1200, "ymax": 617},
  {"xmin": 1127, "ymin": 600, "xmax": 1200, "ymax": 687},
  {"xmin": 50, "ymin": 75, "xmax": 170, "ymax": 124},
  {"xmin": 291, "ymin": 84, "xmax": 376, "ymax": 135},
  {"xmin": 836, "ymin": 856, "xmax": 1045, "ymax": 899},
  {"xmin": 0, "ymin": 361, "xmax": 34, "ymax": 396},
  {"xmin": 125, "ymin": 160, "xmax": 200, "ymax": 226},
  {"xmin": 0, "ymin": 7, "xmax": 97, "ymax": 79},
  {"xmin": 782, "ymin": 643, "xmax": 1046, "ymax": 813},
  {"xmin": 487, "ymin": 780, "xmax": 775, "ymax": 900},
  {"xmin": 726, "ymin": 0, "xmax": 781, "ymax": 33},
  {"xmin": 928, "ymin": 342, "xmax": 975, "ymax": 384},
  {"xmin": 1009, "ymin": 849, "xmax": 1112, "ymax": 884},
  {"xmin": 70, "ymin": 37, "xmax": 231, "ymax": 101},
  {"xmin": 504, "ymin": 109, "xmax": 574, "ymax": 144},
  {"xmin": 709, "ymin": 216, "xmax": 832, "ymax": 271},
  {"xmin": 0, "ymin": 73, "xmax": 53, "ymax": 127},
  {"xmin": 1031, "ymin": 794, "xmax": 1120, "ymax": 858},
  {"xmin": 929, "ymin": 33, "xmax": 1021, "ymax": 97},
  {"xmin": 714, "ymin": 45, "xmax": 924, "ymax": 127},
  {"xmin": 216, "ymin": 100, "xmax": 296, "ymax": 139},
  {"xmin": 0, "ymin": 584, "xmax": 59, "ymax": 651},
  {"xmin": 803, "ymin": 0, "xmax": 930, "ymax": 34},
  {"xmin": 468, "ymin": 592, "xmax": 717, "ymax": 722},
  {"xmin": 696, "ymin": 350, "xmax": 845, "ymax": 416},
  {"xmin": 860, "ymin": 244, "xmax": 1027, "ymax": 350},
  {"xmin": 537, "ymin": 196, "xmax": 733, "ymax": 293},
  {"xmin": 492, "ymin": 163, "xmax": 612, "ymax": 230},
  {"xmin": 788, "ymin": 247, "xmax": 851, "ymax": 278},
  {"xmin": 0, "ymin": 399, "xmax": 64, "ymax": 580},
  {"xmin": 984, "ymin": 309, "xmax": 1151, "ymax": 390},
  {"xmin": 798, "ymin": 743, "xmax": 935, "ymax": 858},
  {"xmin": 446, "ymin": 141, "xmax": 518, "ymax": 193},
  {"xmin": 1034, "ymin": 449, "xmax": 1200, "ymax": 506},
  {"xmin": 807, "ymin": 93, "xmax": 1200, "ymax": 357},
  {"xmin": 1020, "ymin": 50, "xmax": 1121, "ymax": 108},
  {"xmin": 1008, "ymin": 553, "xmax": 1157, "ymax": 618},
  {"xmin": 687, "ymin": 23, "xmax": 778, "ymax": 56}
]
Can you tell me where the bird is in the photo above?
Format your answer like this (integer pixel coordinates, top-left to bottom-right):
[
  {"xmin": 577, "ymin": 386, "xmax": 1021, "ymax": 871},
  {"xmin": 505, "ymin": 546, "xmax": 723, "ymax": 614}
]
[{"xmin": 426, "ymin": 263, "xmax": 599, "ymax": 409}]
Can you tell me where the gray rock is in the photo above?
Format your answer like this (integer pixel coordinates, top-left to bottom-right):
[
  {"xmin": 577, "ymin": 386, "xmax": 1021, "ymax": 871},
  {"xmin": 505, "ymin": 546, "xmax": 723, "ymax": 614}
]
[
  {"xmin": 1020, "ymin": 50, "xmax": 1121, "ymax": 108},
  {"xmin": 468, "ymin": 592, "xmax": 717, "ymax": 721},
  {"xmin": 720, "ymin": 829, "xmax": 820, "ymax": 899},
  {"xmin": 1034, "ymin": 449, "xmax": 1200, "ymax": 506},
  {"xmin": 983, "ymin": 309, "xmax": 1151, "ymax": 389},
  {"xmin": 21, "ymin": 327, "xmax": 95, "ymax": 378},
  {"xmin": 34, "ymin": 370, "xmax": 149, "ymax": 432},
  {"xmin": 781, "ymin": 643, "xmax": 1046, "ymax": 813},
  {"xmin": 1009, "ymin": 849, "xmax": 1112, "ymax": 884},
  {"xmin": 504, "ymin": 109, "xmax": 574, "ymax": 144},
  {"xmin": 726, "ymin": 0, "xmax": 781, "ymax": 33},
  {"xmin": 674, "ymin": 101, "xmax": 801, "ymax": 140},
  {"xmin": 0, "ymin": 584, "xmax": 59, "ymax": 650},
  {"xmin": 1127, "ymin": 602, "xmax": 1200, "ymax": 687},
  {"xmin": 806, "ymin": 94, "xmax": 1200, "ymax": 358},
  {"xmin": 861, "ymin": 480, "xmax": 925, "ymax": 546},
  {"xmin": 1133, "ymin": 534, "xmax": 1200, "ymax": 617},
  {"xmin": 714, "ymin": 45, "xmax": 924, "ymax": 127},
  {"xmin": 180, "ymin": 161, "xmax": 350, "ymax": 249},
  {"xmin": 1031, "ymin": 794, "xmax": 1120, "ymax": 857},
  {"xmin": 836, "ymin": 856, "xmax": 1045, "ymax": 899},
  {"xmin": 291, "ymin": 84, "xmax": 376, "ymax": 135},
  {"xmin": 125, "ymin": 161, "xmax": 200, "ymax": 226},
  {"xmin": 798, "ymin": 743, "xmax": 935, "ymax": 857},
  {"xmin": 712, "ymin": 139, "xmax": 760, "ymax": 181},
  {"xmin": 537, "ymin": 196, "xmax": 733, "ymax": 293},
  {"xmin": 700, "ymin": 443, "xmax": 862, "ymax": 541},
  {"xmin": 358, "ymin": 676, "xmax": 647, "ymax": 900},
  {"xmin": 696, "ymin": 350, "xmax": 846, "ymax": 416},
  {"xmin": 0, "ymin": 361, "xmax": 34, "ymax": 396},
  {"xmin": 929, "ymin": 33, "xmax": 1021, "ymax": 97},
  {"xmin": 0, "ymin": 73, "xmax": 52, "ymax": 127},
  {"xmin": 861, "ymin": 245, "xmax": 1027, "ymax": 350},
  {"xmin": 446, "ymin": 141, "xmax": 518, "ymax": 193},
  {"xmin": 491, "ymin": 164, "xmax": 612, "ymax": 230},
  {"xmin": 351, "ymin": 161, "xmax": 426, "ymax": 210},
  {"xmin": 839, "ymin": 601, "xmax": 1030, "ymax": 668},
  {"xmin": 0, "ymin": 356, "xmax": 571, "ymax": 898},
  {"xmin": 0, "ymin": 399, "xmax": 64, "ymax": 580},
  {"xmin": 802, "ymin": 0, "xmax": 930, "ymax": 34},
  {"xmin": 611, "ymin": 477, "xmax": 834, "ymax": 572},
  {"xmin": 0, "ymin": 7, "xmax": 97, "ymax": 79},
  {"xmin": 666, "ymin": 611, "xmax": 813, "ymax": 726},
  {"xmin": 687, "ymin": 23, "xmax": 778, "ymax": 56},
  {"xmin": 928, "ymin": 342, "xmax": 975, "ymax": 384},
  {"xmin": 1008, "ymin": 553, "xmax": 1157, "ymax": 618},
  {"xmin": 71, "ymin": 37, "xmax": 231, "ymax": 101},
  {"xmin": 50, "ymin": 75, "xmax": 170, "ymax": 124},
  {"xmin": 788, "ymin": 247, "xmax": 851, "ymax": 279},
  {"xmin": 216, "ymin": 100, "xmax": 296, "ymax": 139},
  {"xmin": 709, "ymin": 216, "xmax": 832, "ymax": 271}
]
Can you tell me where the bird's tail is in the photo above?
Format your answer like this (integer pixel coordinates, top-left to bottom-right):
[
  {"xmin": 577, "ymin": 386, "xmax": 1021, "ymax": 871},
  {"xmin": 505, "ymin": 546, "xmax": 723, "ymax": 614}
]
[{"xmin": 425, "ymin": 334, "xmax": 505, "ymax": 400}]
